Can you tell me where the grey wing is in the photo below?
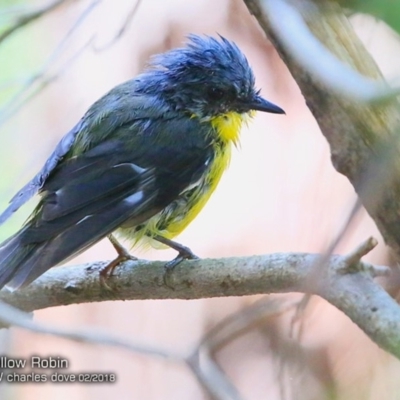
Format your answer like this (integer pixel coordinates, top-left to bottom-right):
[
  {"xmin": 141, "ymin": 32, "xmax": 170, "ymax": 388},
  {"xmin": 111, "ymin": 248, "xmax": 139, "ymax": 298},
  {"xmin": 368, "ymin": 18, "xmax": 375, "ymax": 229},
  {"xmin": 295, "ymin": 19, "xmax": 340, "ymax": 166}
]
[{"xmin": 0, "ymin": 121, "xmax": 82, "ymax": 225}]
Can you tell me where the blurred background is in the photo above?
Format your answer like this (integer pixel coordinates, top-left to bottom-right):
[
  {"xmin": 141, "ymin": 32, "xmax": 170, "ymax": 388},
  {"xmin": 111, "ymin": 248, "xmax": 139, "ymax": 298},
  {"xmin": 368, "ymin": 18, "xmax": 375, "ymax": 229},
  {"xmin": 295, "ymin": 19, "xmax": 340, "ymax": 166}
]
[{"xmin": 0, "ymin": 0, "xmax": 399, "ymax": 399}]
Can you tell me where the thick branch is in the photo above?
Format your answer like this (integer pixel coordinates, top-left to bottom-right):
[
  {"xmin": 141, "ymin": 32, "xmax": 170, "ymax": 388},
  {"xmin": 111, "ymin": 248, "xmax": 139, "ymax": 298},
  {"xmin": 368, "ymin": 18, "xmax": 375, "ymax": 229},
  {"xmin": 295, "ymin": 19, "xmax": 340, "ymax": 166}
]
[
  {"xmin": 243, "ymin": 0, "xmax": 400, "ymax": 258},
  {"xmin": 1, "ymin": 249, "xmax": 400, "ymax": 358}
]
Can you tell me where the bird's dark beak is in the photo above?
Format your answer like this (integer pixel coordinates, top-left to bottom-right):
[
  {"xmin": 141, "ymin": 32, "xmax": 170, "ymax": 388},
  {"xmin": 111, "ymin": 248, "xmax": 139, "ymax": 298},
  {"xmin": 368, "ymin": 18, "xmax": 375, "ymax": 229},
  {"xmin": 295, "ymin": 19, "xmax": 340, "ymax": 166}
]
[{"xmin": 248, "ymin": 95, "xmax": 285, "ymax": 114}]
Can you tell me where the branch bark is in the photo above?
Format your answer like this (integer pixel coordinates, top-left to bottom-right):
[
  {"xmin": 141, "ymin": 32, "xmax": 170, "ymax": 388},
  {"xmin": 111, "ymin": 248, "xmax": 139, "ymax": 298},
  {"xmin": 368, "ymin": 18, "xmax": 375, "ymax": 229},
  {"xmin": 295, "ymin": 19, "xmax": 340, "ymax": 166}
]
[
  {"xmin": 1, "ymin": 242, "xmax": 400, "ymax": 359},
  {"xmin": 242, "ymin": 0, "xmax": 400, "ymax": 258}
]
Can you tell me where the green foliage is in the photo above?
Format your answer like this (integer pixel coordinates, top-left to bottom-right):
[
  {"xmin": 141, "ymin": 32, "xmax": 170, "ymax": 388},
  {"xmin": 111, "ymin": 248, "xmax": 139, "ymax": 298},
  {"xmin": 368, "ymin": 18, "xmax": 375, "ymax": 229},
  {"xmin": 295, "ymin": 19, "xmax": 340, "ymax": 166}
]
[{"xmin": 342, "ymin": 0, "xmax": 400, "ymax": 33}]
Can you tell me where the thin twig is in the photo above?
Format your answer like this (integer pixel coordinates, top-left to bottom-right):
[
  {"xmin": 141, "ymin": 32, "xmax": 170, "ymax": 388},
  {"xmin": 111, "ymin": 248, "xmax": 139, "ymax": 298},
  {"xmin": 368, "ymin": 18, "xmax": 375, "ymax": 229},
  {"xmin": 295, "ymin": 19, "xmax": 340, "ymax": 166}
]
[
  {"xmin": 0, "ymin": 0, "xmax": 76, "ymax": 45},
  {"xmin": 0, "ymin": 36, "xmax": 94, "ymax": 126},
  {"xmin": 342, "ymin": 236, "xmax": 379, "ymax": 270},
  {"xmin": 188, "ymin": 297, "xmax": 297, "ymax": 399},
  {"xmin": 0, "ymin": 0, "xmax": 100, "ymax": 126},
  {"xmin": 199, "ymin": 297, "xmax": 296, "ymax": 350},
  {"xmin": 0, "ymin": 299, "xmax": 181, "ymax": 360},
  {"xmin": 187, "ymin": 348, "xmax": 244, "ymax": 400},
  {"xmin": 93, "ymin": 0, "xmax": 142, "ymax": 52}
]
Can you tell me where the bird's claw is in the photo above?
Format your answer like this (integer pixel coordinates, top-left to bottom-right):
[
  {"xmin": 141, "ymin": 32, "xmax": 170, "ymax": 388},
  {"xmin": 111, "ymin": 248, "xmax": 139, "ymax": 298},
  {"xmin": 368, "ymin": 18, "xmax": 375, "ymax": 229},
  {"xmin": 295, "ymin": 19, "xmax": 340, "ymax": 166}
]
[
  {"xmin": 99, "ymin": 253, "xmax": 137, "ymax": 290},
  {"xmin": 164, "ymin": 248, "xmax": 199, "ymax": 271}
]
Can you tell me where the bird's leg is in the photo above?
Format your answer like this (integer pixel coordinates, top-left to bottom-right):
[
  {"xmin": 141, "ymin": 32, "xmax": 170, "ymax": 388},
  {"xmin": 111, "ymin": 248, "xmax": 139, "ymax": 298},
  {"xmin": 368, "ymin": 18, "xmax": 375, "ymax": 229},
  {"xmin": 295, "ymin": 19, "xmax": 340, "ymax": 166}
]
[
  {"xmin": 153, "ymin": 234, "xmax": 199, "ymax": 270},
  {"xmin": 99, "ymin": 234, "xmax": 137, "ymax": 283}
]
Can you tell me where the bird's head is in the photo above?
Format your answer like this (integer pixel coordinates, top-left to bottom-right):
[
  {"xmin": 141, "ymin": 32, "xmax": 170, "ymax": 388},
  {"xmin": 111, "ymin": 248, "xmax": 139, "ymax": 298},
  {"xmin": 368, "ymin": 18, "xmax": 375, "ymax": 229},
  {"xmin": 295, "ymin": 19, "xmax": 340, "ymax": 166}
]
[{"xmin": 137, "ymin": 35, "xmax": 285, "ymax": 120}]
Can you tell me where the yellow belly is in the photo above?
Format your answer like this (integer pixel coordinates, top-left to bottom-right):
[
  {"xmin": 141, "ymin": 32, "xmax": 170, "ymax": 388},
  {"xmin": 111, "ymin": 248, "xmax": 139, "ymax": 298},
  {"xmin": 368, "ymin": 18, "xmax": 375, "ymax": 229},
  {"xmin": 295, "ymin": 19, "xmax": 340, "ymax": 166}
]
[
  {"xmin": 118, "ymin": 111, "xmax": 249, "ymax": 249},
  {"xmin": 159, "ymin": 142, "xmax": 232, "ymax": 238}
]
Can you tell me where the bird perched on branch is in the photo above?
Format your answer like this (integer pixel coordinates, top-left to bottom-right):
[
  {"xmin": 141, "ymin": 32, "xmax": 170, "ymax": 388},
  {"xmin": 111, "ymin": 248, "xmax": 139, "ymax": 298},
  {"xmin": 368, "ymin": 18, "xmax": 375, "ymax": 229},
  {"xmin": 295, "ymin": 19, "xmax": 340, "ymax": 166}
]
[{"xmin": 0, "ymin": 35, "xmax": 284, "ymax": 290}]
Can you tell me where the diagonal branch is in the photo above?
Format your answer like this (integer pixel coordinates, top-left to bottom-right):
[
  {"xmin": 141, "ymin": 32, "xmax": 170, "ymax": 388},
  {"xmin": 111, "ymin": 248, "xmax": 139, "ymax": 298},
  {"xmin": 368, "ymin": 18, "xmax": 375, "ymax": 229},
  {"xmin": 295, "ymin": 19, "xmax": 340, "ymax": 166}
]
[{"xmin": 242, "ymin": 0, "xmax": 400, "ymax": 260}]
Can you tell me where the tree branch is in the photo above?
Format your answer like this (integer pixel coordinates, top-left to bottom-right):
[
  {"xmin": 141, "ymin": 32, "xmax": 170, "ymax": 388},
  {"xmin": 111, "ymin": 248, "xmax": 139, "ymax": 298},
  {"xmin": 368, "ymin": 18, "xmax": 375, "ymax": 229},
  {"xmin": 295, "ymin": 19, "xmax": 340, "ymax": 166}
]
[
  {"xmin": 1, "ymin": 238, "xmax": 400, "ymax": 359},
  {"xmin": 242, "ymin": 0, "xmax": 400, "ymax": 259}
]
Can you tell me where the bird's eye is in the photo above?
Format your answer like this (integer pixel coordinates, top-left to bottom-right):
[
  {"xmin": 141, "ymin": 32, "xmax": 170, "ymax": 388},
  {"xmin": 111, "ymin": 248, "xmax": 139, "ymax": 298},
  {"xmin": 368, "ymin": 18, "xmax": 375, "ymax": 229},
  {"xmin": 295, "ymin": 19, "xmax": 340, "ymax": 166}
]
[{"xmin": 207, "ymin": 87, "xmax": 225, "ymax": 101}]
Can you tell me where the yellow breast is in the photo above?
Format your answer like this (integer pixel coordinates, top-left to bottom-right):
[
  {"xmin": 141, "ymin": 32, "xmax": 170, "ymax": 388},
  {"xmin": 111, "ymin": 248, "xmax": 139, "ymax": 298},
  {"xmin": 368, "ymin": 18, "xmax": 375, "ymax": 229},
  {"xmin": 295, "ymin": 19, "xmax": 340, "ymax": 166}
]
[
  {"xmin": 159, "ymin": 111, "xmax": 249, "ymax": 237},
  {"xmin": 120, "ymin": 111, "xmax": 250, "ymax": 249}
]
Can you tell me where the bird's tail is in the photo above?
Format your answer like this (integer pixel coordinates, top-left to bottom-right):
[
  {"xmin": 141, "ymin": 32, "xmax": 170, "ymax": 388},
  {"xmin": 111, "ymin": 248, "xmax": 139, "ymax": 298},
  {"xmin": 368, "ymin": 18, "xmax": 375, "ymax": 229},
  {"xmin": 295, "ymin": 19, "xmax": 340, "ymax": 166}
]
[{"xmin": 0, "ymin": 227, "xmax": 43, "ymax": 291}]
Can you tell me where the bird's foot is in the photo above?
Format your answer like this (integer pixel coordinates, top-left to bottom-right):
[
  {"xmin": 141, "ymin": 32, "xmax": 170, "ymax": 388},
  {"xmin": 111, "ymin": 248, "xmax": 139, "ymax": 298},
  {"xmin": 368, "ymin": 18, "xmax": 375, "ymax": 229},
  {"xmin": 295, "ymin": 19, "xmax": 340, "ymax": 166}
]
[
  {"xmin": 164, "ymin": 245, "xmax": 199, "ymax": 271},
  {"xmin": 152, "ymin": 234, "xmax": 199, "ymax": 271},
  {"xmin": 100, "ymin": 234, "xmax": 137, "ymax": 289},
  {"xmin": 151, "ymin": 235, "xmax": 199, "ymax": 289}
]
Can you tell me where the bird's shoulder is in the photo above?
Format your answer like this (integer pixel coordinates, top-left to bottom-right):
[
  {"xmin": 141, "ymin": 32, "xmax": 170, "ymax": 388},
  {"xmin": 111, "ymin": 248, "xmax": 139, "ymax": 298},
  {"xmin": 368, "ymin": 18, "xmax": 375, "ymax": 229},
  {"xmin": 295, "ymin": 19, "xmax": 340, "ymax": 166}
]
[{"xmin": 71, "ymin": 78, "xmax": 215, "ymax": 153}]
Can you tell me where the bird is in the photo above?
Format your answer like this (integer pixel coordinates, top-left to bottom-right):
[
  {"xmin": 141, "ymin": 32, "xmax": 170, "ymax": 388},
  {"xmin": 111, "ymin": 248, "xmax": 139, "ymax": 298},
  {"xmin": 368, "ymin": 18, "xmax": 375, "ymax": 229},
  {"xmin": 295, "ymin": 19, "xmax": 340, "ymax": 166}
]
[{"xmin": 0, "ymin": 34, "xmax": 285, "ymax": 291}]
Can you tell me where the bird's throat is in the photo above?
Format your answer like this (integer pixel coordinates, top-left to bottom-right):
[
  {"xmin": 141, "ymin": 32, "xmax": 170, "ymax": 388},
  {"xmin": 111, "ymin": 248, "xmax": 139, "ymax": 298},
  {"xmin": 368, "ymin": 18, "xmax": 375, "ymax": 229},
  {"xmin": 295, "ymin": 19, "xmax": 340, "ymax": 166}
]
[{"xmin": 211, "ymin": 111, "xmax": 251, "ymax": 145}]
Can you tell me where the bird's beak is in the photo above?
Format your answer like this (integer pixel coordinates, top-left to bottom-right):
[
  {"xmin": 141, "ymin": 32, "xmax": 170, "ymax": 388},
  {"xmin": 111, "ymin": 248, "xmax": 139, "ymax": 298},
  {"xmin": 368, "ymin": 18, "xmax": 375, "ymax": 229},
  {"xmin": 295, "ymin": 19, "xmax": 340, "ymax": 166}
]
[{"xmin": 248, "ymin": 95, "xmax": 285, "ymax": 114}]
